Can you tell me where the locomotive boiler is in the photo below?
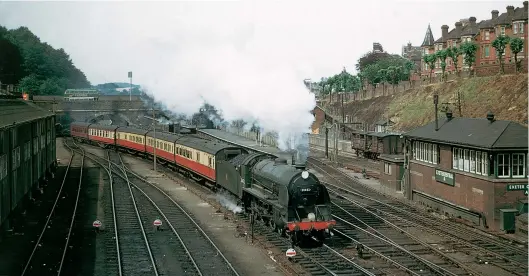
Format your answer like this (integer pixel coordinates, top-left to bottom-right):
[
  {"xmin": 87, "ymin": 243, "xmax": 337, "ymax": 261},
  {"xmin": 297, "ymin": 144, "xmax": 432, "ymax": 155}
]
[{"xmin": 217, "ymin": 153, "xmax": 336, "ymax": 245}]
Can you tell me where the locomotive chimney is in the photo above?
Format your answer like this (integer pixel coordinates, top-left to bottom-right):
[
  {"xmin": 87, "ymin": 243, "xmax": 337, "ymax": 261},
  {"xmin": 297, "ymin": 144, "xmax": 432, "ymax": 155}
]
[{"xmin": 434, "ymin": 94, "xmax": 439, "ymax": 131}]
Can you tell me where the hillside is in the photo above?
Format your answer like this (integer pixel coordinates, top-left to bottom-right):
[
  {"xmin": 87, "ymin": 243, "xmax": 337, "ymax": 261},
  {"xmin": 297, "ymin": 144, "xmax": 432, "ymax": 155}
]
[
  {"xmin": 0, "ymin": 25, "xmax": 90, "ymax": 95},
  {"xmin": 327, "ymin": 74, "xmax": 528, "ymax": 132}
]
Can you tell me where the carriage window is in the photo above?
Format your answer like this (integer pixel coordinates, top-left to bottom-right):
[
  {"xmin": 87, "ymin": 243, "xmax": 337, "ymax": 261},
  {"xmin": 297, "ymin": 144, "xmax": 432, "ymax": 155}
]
[
  {"xmin": 208, "ymin": 157, "xmax": 212, "ymax": 167},
  {"xmin": 196, "ymin": 152, "xmax": 200, "ymax": 162}
]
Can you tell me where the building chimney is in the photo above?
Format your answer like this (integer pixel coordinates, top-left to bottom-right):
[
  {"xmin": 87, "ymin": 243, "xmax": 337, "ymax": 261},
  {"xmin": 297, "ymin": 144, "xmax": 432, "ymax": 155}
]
[
  {"xmin": 486, "ymin": 111, "xmax": 495, "ymax": 122},
  {"xmin": 507, "ymin": 6, "xmax": 515, "ymax": 17},
  {"xmin": 446, "ymin": 111, "xmax": 453, "ymax": 121},
  {"xmin": 491, "ymin": 10, "xmax": 499, "ymax": 19},
  {"xmin": 441, "ymin": 25, "xmax": 449, "ymax": 42},
  {"xmin": 434, "ymin": 94, "xmax": 439, "ymax": 131},
  {"xmin": 469, "ymin": 17, "xmax": 477, "ymax": 25},
  {"xmin": 455, "ymin": 22, "xmax": 463, "ymax": 33}
]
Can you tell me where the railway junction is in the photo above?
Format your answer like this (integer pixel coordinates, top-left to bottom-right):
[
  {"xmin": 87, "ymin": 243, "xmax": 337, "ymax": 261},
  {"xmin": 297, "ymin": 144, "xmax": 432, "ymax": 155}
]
[{"xmin": 0, "ymin": 95, "xmax": 527, "ymax": 276}]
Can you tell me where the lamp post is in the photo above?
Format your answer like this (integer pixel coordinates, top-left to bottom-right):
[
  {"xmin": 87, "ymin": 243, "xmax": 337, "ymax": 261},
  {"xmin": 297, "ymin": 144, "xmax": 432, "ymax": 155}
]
[{"xmin": 128, "ymin": 71, "xmax": 133, "ymax": 102}]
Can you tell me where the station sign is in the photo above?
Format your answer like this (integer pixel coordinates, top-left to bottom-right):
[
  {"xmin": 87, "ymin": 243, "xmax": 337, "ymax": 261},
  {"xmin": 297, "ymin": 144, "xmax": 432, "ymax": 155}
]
[
  {"xmin": 506, "ymin": 184, "xmax": 528, "ymax": 195},
  {"xmin": 435, "ymin": 169, "xmax": 455, "ymax": 186}
]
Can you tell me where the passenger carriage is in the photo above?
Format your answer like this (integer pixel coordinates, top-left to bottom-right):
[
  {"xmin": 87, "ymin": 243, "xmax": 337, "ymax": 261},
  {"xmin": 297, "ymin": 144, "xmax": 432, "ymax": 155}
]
[
  {"xmin": 116, "ymin": 127, "xmax": 148, "ymax": 154},
  {"xmin": 70, "ymin": 122, "xmax": 91, "ymax": 141},
  {"xmin": 88, "ymin": 125, "xmax": 118, "ymax": 148}
]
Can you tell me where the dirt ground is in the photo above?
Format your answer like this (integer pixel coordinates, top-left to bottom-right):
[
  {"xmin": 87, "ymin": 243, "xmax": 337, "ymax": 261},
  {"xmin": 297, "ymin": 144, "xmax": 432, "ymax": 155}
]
[{"xmin": 324, "ymin": 74, "xmax": 528, "ymax": 132}]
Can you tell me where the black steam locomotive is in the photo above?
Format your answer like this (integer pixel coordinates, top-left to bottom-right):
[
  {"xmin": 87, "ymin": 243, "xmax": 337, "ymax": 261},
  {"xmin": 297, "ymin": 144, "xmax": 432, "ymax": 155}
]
[{"xmin": 217, "ymin": 153, "xmax": 336, "ymax": 245}]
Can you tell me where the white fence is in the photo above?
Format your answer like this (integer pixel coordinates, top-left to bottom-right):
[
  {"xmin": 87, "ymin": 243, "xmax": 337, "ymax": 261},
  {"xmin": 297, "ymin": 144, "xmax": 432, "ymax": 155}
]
[
  {"xmin": 309, "ymin": 134, "xmax": 354, "ymax": 154},
  {"xmin": 223, "ymin": 127, "xmax": 279, "ymax": 147},
  {"xmin": 220, "ymin": 128, "xmax": 353, "ymax": 154}
]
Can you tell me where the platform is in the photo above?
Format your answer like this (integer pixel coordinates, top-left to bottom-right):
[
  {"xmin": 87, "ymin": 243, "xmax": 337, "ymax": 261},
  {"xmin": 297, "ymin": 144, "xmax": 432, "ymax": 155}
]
[{"xmin": 197, "ymin": 129, "xmax": 296, "ymax": 164}]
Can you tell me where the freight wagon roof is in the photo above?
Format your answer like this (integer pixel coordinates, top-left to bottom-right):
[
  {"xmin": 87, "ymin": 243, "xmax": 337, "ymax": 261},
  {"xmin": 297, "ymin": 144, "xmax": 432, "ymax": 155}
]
[
  {"xmin": 0, "ymin": 99, "xmax": 53, "ymax": 129},
  {"xmin": 253, "ymin": 159, "xmax": 301, "ymax": 186},
  {"xmin": 89, "ymin": 124, "xmax": 119, "ymax": 131},
  {"xmin": 118, "ymin": 127, "xmax": 150, "ymax": 135}
]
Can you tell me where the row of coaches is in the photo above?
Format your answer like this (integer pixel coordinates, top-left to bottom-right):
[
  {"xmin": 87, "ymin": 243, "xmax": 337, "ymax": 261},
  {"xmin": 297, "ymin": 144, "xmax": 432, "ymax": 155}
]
[
  {"xmin": 70, "ymin": 122, "xmax": 246, "ymax": 182},
  {"xmin": 0, "ymin": 99, "xmax": 57, "ymax": 229},
  {"xmin": 70, "ymin": 122, "xmax": 337, "ymax": 245}
]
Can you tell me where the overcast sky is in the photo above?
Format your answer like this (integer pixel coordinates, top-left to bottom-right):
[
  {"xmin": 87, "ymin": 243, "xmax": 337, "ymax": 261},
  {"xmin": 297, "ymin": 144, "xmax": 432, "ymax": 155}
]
[
  {"xmin": 0, "ymin": 0, "xmax": 521, "ymax": 84},
  {"xmin": 0, "ymin": 0, "xmax": 523, "ymax": 146}
]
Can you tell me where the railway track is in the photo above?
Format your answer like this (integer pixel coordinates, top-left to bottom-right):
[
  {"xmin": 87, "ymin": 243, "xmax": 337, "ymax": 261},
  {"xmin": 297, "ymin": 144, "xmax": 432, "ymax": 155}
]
[
  {"xmin": 307, "ymin": 156, "xmax": 529, "ymax": 276},
  {"xmin": 107, "ymin": 150, "xmax": 159, "ymax": 275},
  {"xmin": 21, "ymin": 140, "xmax": 85, "ymax": 276},
  {"xmin": 68, "ymin": 140, "xmax": 240, "ymax": 275},
  {"xmin": 238, "ymin": 213, "xmax": 377, "ymax": 276}
]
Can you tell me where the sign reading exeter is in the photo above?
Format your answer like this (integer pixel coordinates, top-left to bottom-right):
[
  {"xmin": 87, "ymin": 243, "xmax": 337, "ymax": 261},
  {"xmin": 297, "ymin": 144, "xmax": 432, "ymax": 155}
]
[
  {"xmin": 435, "ymin": 169, "xmax": 455, "ymax": 186},
  {"xmin": 506, "ymin": 184, "xmax": 528, "ymax": 195}
]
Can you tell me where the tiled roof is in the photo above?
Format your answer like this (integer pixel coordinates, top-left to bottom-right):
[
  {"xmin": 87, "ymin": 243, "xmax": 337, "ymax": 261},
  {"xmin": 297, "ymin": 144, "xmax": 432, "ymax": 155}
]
[
  {"xmin": 421, "ymin": 24, "xmax": 435, "ymax": 47},
  {"xmin": 513, "ymin": 6, "xmax": 528, "ymax": 21},
  {"xmin": 404, "ymin": 116, "xmax": 528, "ymax": 150},
  {"xmin": 0, "ymin": 100, "xmax": 53, "ymax": 129},
  {"xmin": 460, "ymin": 21, "xmax": 480, "ymax": 36}
]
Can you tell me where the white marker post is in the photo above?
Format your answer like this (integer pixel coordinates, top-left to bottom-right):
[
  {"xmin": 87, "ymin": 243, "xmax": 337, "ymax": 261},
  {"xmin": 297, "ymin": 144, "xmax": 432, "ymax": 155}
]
[
  {"xmin": 93, "ymin": 220, "xmax": 102, "ymax": 233},
  {"xmin": 286, "ymin": 248, "xmax": 296, "ymax": 261},
  {"xmin": 153, "ymin": 219, "xmax": 162, "ymax": 231}
]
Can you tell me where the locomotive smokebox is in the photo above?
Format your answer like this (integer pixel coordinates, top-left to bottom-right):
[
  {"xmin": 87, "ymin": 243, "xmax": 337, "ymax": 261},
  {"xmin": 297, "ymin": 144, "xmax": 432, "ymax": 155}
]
[{"xmin": 294, "ymin": 163, "xmax": 306, "ymax": 170}]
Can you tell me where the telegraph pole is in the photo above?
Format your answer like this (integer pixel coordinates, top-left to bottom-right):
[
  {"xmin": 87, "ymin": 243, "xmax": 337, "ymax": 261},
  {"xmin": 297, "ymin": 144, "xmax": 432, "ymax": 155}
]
[{"xmin": 152, "ymin": 103, "xmax": 157, "ymax": 172}]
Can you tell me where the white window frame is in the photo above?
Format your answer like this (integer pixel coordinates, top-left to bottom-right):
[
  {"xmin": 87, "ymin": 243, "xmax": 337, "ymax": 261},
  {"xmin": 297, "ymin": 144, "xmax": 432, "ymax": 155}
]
[
  {"xmin": 497, "ymin": 154, "xmax": 510, "ymax": 178},
  {"xmin": 500, "ymin": 26, "xmax": 506, "ymax": 36},
  {"xmin": 485, "ymin": 31, "xmax": 490, "ymax": 40},
  {"xmin": 512, "ymin": 153, "xmax": 526, "ymax": 178},
  {"xmin": 384, "ymin": 162, "xmax": 392, "ymax": 175}
]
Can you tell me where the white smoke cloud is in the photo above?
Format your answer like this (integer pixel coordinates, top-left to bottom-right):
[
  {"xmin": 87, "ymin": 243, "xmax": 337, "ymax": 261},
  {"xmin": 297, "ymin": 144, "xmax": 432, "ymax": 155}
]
[
  {"xmin": 213, "ymin": 190, "xmax": 243, "ymax": 214},
  {"xmin": 104, "ymin": 2, "xmax": 317, "ymax": 151},
  {"xmin": 4, "ymin": 1, "xmax": 517, "ymax": 155}
]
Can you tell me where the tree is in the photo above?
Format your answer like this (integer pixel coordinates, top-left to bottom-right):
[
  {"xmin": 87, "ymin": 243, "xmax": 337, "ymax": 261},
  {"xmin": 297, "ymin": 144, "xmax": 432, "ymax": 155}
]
[
  {"xmin": 446, "ymin": 47, "xmax": 462, "ymax": 76},
  {"xmin": 423, "ymin": 54, "xmax": 436, "ymax": 83},
  {"xmin": 436, "ymin": 49, "xmax": 449, "ymax": 81},
  {"xmin": 355, "ymin": 51, "xmax": 391, "ymax": 72},
  {"xmin": 377, "ymin": 68, "xmax": 388, "ymax": 95},
  {"xmin": 0, "ymin": 37, "xmax": 24, "ymax": 85},
  {"xmin": 387, "ymin": 66, "xmax": 402, "ymax": 93},
  {"xmin": 492, "ymin": 35, "xmax": 510, "ymax": 74},
  {"xmin": 460, "ymin": 41, "xmax": 478, "ymax": 76},
  {"xmin": 509, "ymin": 37, "xmax": 525, "ymax": 73},
  {"xmin": 362, "ymin": 63, "xmax": 382, "ymax": 96},
  {"xmin": 1, "ymin": 25, "xmax": 91, "ymax": 95}
]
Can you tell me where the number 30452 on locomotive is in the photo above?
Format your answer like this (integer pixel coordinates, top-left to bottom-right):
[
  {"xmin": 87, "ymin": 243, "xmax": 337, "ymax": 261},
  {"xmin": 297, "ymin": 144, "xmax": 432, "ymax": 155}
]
[{"xmin": 216, "ymin": 153, "xmax": 336, "ymax": 245}]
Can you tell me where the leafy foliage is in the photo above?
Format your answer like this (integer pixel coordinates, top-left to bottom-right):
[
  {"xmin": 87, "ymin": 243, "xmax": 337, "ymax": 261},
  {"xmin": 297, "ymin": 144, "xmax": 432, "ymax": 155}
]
[
  {"xmin": 446, "ymin": 47, "xmax": 461, "ymax": 76},
  {"xmin": 509, "ymin": 37, "xmax": 525, "ymax": 73},
  {"xmin": 436, "ymin": 49, "xmax": 449, "ymax": 81},
  {"xmin": 492, "ymin": 35, "xmax": 510, "ymax": 74},
  {"xmin": 355, "ymin": 51, "xmax": 391, "ymax": 72},
  {"xmin": 0, "ymin": 25, "xmax": 90, "ymax": 95},
  {"xmin": 460, "ymin": 41, "xmax": 478, "ymax": 75}
]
